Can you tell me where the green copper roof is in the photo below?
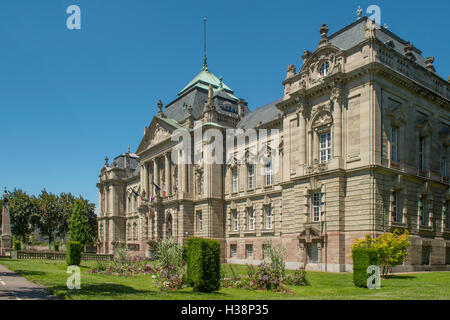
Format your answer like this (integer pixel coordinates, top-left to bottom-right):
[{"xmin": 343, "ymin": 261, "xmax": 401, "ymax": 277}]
[{"xmin": 179, "ymin": 66, "xmax": 234, "ymax": 96}]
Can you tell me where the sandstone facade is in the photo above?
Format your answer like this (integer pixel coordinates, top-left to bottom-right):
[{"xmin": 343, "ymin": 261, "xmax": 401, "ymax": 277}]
[{"xmin": 97, "ymin": 17, "xmax": 450, "ymax": 272}]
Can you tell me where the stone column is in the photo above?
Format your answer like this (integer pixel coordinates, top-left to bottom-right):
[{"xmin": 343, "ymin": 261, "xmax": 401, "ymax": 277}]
[
  {"xmin": 181, "ymin": 150, "xmax": 188, "ymax": 193},
  {"xmin": 299, "ymin": 112, "xmax": 307, "ymax": 165},
  {"xmin": 143, "ymin": 162, "xmax": 149, "ymax": 197},
  {"xmin": 1, "ymin": 195, "xmax": 12, "ymax": 254},
  {"xmin": 165, "ymin": 153, "xmax": 171, "ymax": 196},
  {"xmin": 333, "ymin": 99, "xmax": 342, "ymax": 158},
  {"xmin": 148, "ymin": 160, "xmax": 154, "ymax": 198},
  {"xmin": 154, "ymin": 158, "xmax": 160, "ymax": 196}
]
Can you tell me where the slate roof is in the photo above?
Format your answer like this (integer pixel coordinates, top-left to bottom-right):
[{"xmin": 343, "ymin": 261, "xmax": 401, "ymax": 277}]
[
  {"xmin": 111, "ymin": 153, "xmax": 140, "ymax": 176},
  {"xmin": 164, "ymin": 66, "xmax": 249, "ymax": 123},
  {"xmin": 237, "ymin": 99, "xmax": 283, "ymax": 129},
  {"xmin": 328, "ymin": 17, "xmax": 427, "ymax": 68}
]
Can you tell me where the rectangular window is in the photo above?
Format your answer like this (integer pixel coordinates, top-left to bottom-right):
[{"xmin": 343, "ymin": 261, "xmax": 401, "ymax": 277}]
[
  {"xmin": 248, "ymin": 208, "xmax": 255, "ymax": 231},
  {"xmin": 419, "ymin": 136, "xmax": 426, "ymax": 171},
  {"xmin": 441, "ymin": 154, "xmax": 448, "ymax": 177},
  {"xmin": 419, "ymin": 197, "xmax": 430, "ymax": 227},
  {"xmin": 446, "ymin": 202, "xmax": 450, "ymax": 229},
  {"xmin": 262, "ymin": 244, "xmax": 270, "ymax": 259},
  {"xmin": 391, "ymin": 127, "xmax": 399, "ymax": 162},
  {"xmin": 197, "ymin": 211, "xmax": 203, "ymax": 232},
  {"xmin": 320, "ymin": 132, "xmax": 332, "ymax": 163},
  {"xmin": 230, "ymin": 244, "xmax": 237, "ymax": 257},
  {"xmin": 248, "ymin": 164, "xmax": 255, "ymax": 189},
  {"xmin": 313, "ymin": 193, "xmax": 324, "ymax": 222},
  {"xmin": 246, "ymin": 244, "xmax": 253, "ymax": 258},
  {"xmin": 265, "ymin": 206, "xmax": 273, "ymax": 230},
  {"xmin": 232, "ymin": 168, "xmax": 238, "ymax": 193},
  {"xmin": 308, "ymin": 243, "xmax": 319, "ymax": 264},
  {"xmin": 265, "ymin": 161, "xmax": 273, "ymax": 186},
  {"xmin": 421, "ymin": 246, "xmax": 431, "ymax": 265},
  {"xmin": 392, "ymin": 191, "xmax": 400, "ymax": 223},
  {"xmin": 232, "ymin": 210, "xmax": 238, "ymax": 232}
]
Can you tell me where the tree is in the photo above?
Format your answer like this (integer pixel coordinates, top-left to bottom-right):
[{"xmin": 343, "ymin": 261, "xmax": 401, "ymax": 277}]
[
  {"xmin": 69, "ymin": 199, "xmax": 94, "ymax": 246},
  {"xmin": 8, "ymin": 189, "xmax": 37, "ymax": 245},
  {"xmin": 57, "ymin": 192, "xmax": 76, "ymax": 240},
  {"xmin": 351, "ymin": 229, "xmax": 411, "ymax": 278},
  {"xmin": 31, "ymin": 190, "xmax": 61, "ymax": 249}
]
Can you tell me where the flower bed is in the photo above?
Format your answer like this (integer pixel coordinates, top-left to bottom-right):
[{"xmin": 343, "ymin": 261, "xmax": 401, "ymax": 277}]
[
  {"xmin": 221, "ymin": 264, "xmax": 309, "ymax": 293},
  {"xmin": 87, "ymin": 257, "xmax": 159, "ymax": 277}
]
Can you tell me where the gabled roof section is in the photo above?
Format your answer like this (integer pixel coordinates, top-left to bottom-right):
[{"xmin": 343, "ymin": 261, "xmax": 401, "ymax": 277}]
[
  {"xmin": 136, "ymin": 116, "xmax": 181, "ymax": 155},
  {"xmin": 178, "ymin": 66, "xmax": 234, "ymax": 97}
]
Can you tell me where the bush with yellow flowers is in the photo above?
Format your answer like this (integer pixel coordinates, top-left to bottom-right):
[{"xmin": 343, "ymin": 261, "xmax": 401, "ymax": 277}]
[{"xmin": 351, "ymin": 229, "xmax": 411, "ymax": 278}]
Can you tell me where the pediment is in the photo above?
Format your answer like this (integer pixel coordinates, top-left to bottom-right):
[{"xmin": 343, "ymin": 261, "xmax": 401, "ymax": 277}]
[
  {"xmin": 136, "ymin": 117, "xmax": 177, "ymax": 155},
  {"xmin": 298, "ymin": 226, "xmax": 322, "ymax": 243},
  {"xmin": 300, "ymin": 46, "xmax": 342, "ymax": 78}
]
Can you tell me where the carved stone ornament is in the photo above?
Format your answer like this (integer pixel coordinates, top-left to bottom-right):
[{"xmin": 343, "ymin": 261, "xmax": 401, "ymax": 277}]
[
  {"xmin": 386, "ymin": 104, "xmax": 407, "ymax": 126},
  {"xmin": 263, "ymin": 195, "xmax": 271, "ymax": 206},
  {"xmin": 416, "ymin": 116, "xmax": 433, "ymax": 137},
  {"xmin": 312, "ymin": 111, "xmax": 333, "ymax": 130},
  {"xmin": 150, "ymin": 124, "xmax": 171, "ymax": 146},
  {"xmin": 304, "ymin": 159, "xmax": 328, "ymax": 175}
]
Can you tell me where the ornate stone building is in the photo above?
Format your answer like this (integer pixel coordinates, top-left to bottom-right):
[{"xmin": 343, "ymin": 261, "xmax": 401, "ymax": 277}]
[{"xmin": 97, "ymin": 16, "xmax": 450, "ymax": 272}]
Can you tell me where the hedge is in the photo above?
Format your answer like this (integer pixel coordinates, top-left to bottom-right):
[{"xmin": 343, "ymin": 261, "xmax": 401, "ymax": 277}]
[
  {"xmin": 186, "ymin": 238, "xmax": 221, "ymax": 292},
  {"xmin": 352, "ymin": 247, "xmax": 379, "ymax": 288},
  {"xmin": 13, "ymin": 241, "xmax": 21, "ymax": 251},
  {"xmin": 66, "ymin": 241, "xmax": 83, "ymax": 266}
]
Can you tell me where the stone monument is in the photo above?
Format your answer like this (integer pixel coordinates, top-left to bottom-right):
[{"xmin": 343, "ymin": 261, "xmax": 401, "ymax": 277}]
[{"xmin": 1, "ymin": 188, "xmax": 12, "ymax": 256}]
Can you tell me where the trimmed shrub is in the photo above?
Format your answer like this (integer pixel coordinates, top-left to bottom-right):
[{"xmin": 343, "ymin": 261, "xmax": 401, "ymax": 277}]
[
  {"xmin": 352, "ymin": 247, "xmax": 379, "ymax": 288},
  {"xmin": 66, "ymin": 241, "xmax": 83, "ymax": 266},
  {"xmin": 13, "ymin": 241, "xmax": 21, "ymax": 251},
  {"xmin": 186, "ymin": 238, "xmax": 221, "ymax": 292},
  {"xmin": 54, "ymin": 243, "xmax": 59, "ymax": 252}
]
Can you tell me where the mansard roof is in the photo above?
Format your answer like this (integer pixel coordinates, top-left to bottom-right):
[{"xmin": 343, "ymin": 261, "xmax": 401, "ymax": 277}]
[{"xmin": 327, "ymin": 16, "xmax": 427, "ymax": 69}]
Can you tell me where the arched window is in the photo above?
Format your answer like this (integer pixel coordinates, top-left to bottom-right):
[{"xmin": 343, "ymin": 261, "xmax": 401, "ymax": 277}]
[{"xmin": 319, "ymin": 61, "xmax": 330, "ymax": 77}]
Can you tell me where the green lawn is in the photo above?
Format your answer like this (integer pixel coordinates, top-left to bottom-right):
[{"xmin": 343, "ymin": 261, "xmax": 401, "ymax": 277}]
[{"xmin": 1, "ymin": 258, "xmax": 449, "ymax": 300}]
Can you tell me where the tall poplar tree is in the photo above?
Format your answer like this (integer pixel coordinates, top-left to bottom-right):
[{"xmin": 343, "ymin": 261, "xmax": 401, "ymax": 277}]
[{"xmin": 69, "ymin": 199, "xmax": 94, "ymax": 246}]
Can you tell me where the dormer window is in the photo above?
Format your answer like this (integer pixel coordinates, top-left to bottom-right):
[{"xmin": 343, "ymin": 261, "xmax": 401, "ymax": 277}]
[{"xmin": 319, "ymin": 61, "xmax": 330, "ymax": 77}]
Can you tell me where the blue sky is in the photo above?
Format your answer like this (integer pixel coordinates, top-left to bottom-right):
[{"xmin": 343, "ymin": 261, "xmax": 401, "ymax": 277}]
[{"xmin": 0, "ymin": 0, "xmax": 448, "ymax": 209}]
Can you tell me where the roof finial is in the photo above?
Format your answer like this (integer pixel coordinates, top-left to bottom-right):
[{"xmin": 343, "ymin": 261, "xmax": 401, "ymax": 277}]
[
  {"xmin": 157, "ymin": 99, "xmax": 164, "ymax": 117},
  {"xmin": 202, "ymin": 17, "xmax": 208, "ymax": 71},
  {"xmin": 357, "ymin": 5, "xmax": 363, "ymax": 20}
]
